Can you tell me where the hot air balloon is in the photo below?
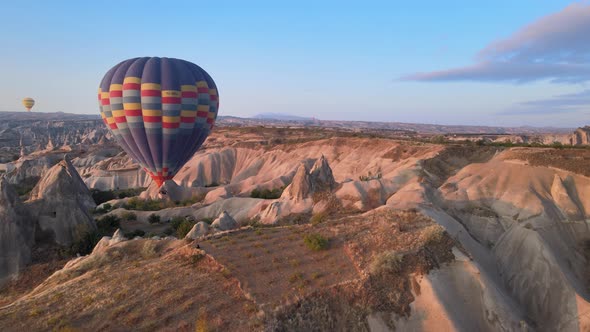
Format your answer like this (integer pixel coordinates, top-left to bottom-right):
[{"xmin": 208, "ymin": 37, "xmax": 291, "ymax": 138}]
[
  {"xmin": 98, "ymin": 57, "xmax": 219, "ymax": 187},
  {"xmin": 22, "ymin": 97, "xmax": 35, "ymax": 112}
]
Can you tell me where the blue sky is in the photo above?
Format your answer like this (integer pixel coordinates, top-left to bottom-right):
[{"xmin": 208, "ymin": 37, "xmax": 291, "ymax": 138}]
[{"xmin": 0, "ymin": 0, "xmax": 588, "ymax": 127}]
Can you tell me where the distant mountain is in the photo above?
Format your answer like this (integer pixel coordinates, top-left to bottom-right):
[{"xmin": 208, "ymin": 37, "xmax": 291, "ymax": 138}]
[
  {"xmin": 218, "ymin": 115, "xmax": 575, "ymax": 135},
  {"xmin": 252, "ymin": 113, "xmax": 314, "ymax": 121},
  {"xmin": 0, "ymin": 111, "xmax": 99, "ymax": 121}
]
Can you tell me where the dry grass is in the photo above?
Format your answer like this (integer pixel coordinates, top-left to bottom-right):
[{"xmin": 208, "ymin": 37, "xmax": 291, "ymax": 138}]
[
  {"xmin": 0, "ymin": 208, "xmax": 456, "ymax": 331},
  {"xmin": 0, "ymin": 239, "xmax": 261, "ymax": 331}
]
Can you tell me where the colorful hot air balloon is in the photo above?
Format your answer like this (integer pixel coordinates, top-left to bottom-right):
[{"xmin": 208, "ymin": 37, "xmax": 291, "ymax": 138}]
[
  {"xmin": 22, "ymin": 97, "xmax": 35, "ymax": 112},
  {"xmin": 98, "ymin": 57, "xmax": 219, "ymax": 187}
]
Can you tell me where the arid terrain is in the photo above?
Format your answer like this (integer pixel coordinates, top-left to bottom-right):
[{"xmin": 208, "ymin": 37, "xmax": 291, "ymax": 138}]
[{"xmin": 1, "ymin": 113, "xmax": 590, "ymax": 331}]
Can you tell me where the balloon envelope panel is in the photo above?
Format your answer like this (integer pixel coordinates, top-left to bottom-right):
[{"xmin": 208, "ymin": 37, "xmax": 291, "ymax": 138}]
[
  {"xmin": 22, "ymin": 97, "xmax": 35, "ymax": 111},
  {"xmin": 98, "ymin": 57, "xmax": 219, "ymax": 187}
]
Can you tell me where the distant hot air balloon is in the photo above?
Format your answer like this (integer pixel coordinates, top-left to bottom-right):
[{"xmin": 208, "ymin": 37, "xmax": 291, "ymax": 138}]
[
  {"xmin": 22, "ymin": 97, "xmax": 35, "ymax": 112},
  {"xmin": 98, "ymin": 57, "xmax": 219, "ymax": 187}
]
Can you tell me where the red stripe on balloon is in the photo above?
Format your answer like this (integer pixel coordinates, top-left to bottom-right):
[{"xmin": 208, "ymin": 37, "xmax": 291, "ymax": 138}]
[
  {"xmin": 101, "ymin": 99, "xmax": 110, "ymax": 105},
  {"xmin": 141, "ymin": 90, "xmax": 161, "ymax": 97},
  {"xmin": 181, "ymin": 91, "xmax": 197, "ymax": 98},
  {"xmin": 143, "ymin": 116, "xmax": 161, "ymax": 122},
  {"xmin": 181, "ymin": 116, "xmax": 195, "ymax": 123},
  {"xmin": 114, "ymin": 116, "xmax": 127, "ymax": 123},
  {"xmin": 163, "ymin": 122, "xmax": 179, "ymax": 128},
  {"xmin": 197, "ymin": 111, "xmax": 208, "ymax": 118},
  {"xmin": 109, "ymin": 123, "xmax": 118, "ymax": 129},
  {"xmin": 197, "ymin": 87, "xmax": 209, "ymax": 93},
  {"xmin": 110, "ymin": 90, "xmax": 123, "ymax": 97},
  {"xmin": 125, "ymin": 109, "xmax": 142, "ymax": 116},
  {"xmin": 123, "ymin": 83, "xmax": 140, "ymax": 90},
  {"xmin": 162, "ymin": 97, "xmax": 181, "ymax": 104}
]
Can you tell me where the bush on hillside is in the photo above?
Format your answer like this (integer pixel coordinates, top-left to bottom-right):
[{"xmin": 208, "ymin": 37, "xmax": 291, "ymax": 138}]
[
  {"xmin": 250, "ymin": 187, "xmax": 284, "ymax": 199},
  {"xmin": 303, "ymin": 233, "xmax": 329, "ymax": 251},
  {"xmin": 148, "ymin": 214, "xmax": 161, "ymax": 224}
]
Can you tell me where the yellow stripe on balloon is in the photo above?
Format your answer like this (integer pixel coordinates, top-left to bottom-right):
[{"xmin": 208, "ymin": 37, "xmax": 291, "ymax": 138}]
[
  {"xmin": 196, "ymin": 81, "xmax": 208, "ymax": 88},
  {"xmin": 123, "ymin": 77, "xmax": 141, "ymax": 84},
  {"xmin": 112, "ymin": 110, "xmax": 126, "ymax": 117},
  {"xmin": 163, "ymin": 116, "xmax": 180, "ymax": 123},
  {"xmin": 181, "ymin": 85, "xmax": 197, "ymax": 91},
  {"xmin": 123, "ymin": 103, "xmax": 141, "ymax": 109},
  {"xmin": 143, "ymin": 109, "xmax": 162, "ymax": 116},
  {"xmin": 109, "ymin": 84, "xmax": 123, "ymax": 91},
  {"xmin": 141, "ymin": 83, "xmax": 161, "ymax": 90},
  {"xmin": 181, "ymin": 110, "xmax": 197, "ymax": 117},
  {"xmin": 162, "ymin": 90, "xmax": 181, "ymax": 97}
]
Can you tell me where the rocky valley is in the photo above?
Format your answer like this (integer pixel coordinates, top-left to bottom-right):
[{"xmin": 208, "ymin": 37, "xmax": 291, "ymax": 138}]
[{"xmin": 1, "ymin": 113, "xmax": 590, "ymax": 331}]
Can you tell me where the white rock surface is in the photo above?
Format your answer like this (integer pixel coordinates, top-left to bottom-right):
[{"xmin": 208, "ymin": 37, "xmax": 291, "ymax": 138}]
[
  {"xmin": 211, "ymin": 211, "xmax": 238, "ymax": 231},
  {"xmin": 185, "ymin": 222, "xmax": 211, "ymax": 239},
  {"xmin": 26, "ymin": 158, "xmax": 97, "ymax": 245}
]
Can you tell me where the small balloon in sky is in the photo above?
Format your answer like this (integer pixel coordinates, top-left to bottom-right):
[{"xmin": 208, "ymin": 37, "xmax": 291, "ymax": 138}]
[
  {"xmin": 22, "ymin": 97, "xmax": 35, "ymax": 112},
  {"xmin": 98, "ymin": 57, "xmax": 219, "ymax": 187}
]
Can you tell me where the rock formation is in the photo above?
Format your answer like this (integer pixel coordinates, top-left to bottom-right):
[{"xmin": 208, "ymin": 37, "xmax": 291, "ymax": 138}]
[
  {"xmin": 0, "ymin": 177, "xmax": 35, "ymax": 284},
  {"xmin": 569, "ymin": 126, "xmax": 590, "ymax": 145},
  {"xmin": 26, "ymin": 157, "xmax": 96, "ymax": 245},
  {"xmin": 281, "ymin": 162, "xmax": 312, "ymax": 201},
  {"xmin": 281, "ymin": 156, "xmax": 336, "ymax": 201},
  {"xmin": 211, "ymin": 211, "xmax": 238, "ymax": 231},
  {"xmin": 309, "ymin": 155, "xmax": 337, "ymax": 192},
  {"xmin": 185, "ymin": 221, "xmax": 211, "ymax": 239}
]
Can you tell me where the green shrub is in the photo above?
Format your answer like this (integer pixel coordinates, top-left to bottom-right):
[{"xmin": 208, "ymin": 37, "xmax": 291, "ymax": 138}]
[
  {"xmin": 552, "ymin": 141, "xmax": 564, "ymax": 149},
  {"xmin": 303, "ymin": 233, "xmax": 329, "ymax": 251},
  {"xmin": 422, "ymin": 225, "xmax": 446, "ymax": 245},
  {"xmin": 176, "ymin": 221, "xmax": 195, "ymax": 239},
  {"xmin": 170, "ymin": 216, "xmax": 186, "ymax": 230},
  {"xmin": 68, "ymin": 231, "xmax": 102, "ymax": 256},
  {"xmin": 123, "ymin": 197, "xmax": 163, "ymax": 211},
  {"xmin": 121, "ymin": 211, "xmax": 137, "ymax": 221},
  {"xmin": 250, "ymin": 187, "xmax": 284, "ymax": 199},
  {"xmin": 201, "ymin": 217, "xmax": 214, "ymax": 225},
  {"xmin": 91, "ymin": 189, "xmax": 116, "ymax": 205},
  {"xmin": 122, "ymin": 196, "xmax": 202, "ymax": 211},
  {"xmin": 124, "ymin": 229, "xmax": 145, "ymax": 238},
  {"xmin": 370, "ymin": 250, "xmax": 404, "ymax": 275},
  {"xmin": 116, "ymin": 187, "xmax": 146, "ymax": 199},
  {"xmin": 95, "ymin": 215, "xmax": 120, "ymax": 234},
  {"xmin": 148, "ymin": 214, "xmax": 161, "ymax": 224},
  {"xmin": 179, "ymin": 195, "xmax": 204, "ymax": 206},
  {"xmin": 310, "ymin": 212, "xmax": 327, "ymax": 225},
  {"xmin": 70, "ymin": 214, "xmax": 121, "ymax": 256},
  {"xmin": 91, "ymin": 188, "xmax": 146, "ymax": 205},
  {"xmin": 359, "ymin": 171, "xmax": 382, "ymax": 181}
]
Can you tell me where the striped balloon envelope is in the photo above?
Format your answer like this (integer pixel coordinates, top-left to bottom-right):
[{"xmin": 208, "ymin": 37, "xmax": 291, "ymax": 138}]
[
  {"xmin": 98, "ymin": 57, "xmax": 219, "ymax": 187},
  {"xmin": 22, "ymin": 97, "xmax": 35, "ymax": 112}
]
